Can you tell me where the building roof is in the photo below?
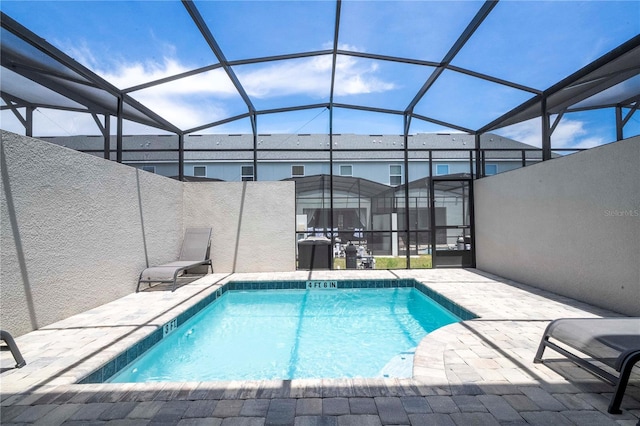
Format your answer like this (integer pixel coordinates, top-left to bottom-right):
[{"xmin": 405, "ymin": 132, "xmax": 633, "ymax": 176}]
[{"xmin": 39, "ymin": 132, "xmax": 546, "ymax": 162}]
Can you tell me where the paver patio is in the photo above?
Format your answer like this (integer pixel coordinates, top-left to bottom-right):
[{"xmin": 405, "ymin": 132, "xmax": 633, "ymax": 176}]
[{"xmin": 2, "ymin": 269, "xmax": 639, "ymax": 425}]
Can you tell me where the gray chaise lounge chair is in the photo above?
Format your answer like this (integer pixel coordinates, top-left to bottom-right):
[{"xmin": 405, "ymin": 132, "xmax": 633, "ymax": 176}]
[
  {"xmin": 534, "ymin": 317, "xmax": 640, "ymax": 414},
  {"xmin": 137, "ymin": 228, "xmax": 212, "ymax": 292}
]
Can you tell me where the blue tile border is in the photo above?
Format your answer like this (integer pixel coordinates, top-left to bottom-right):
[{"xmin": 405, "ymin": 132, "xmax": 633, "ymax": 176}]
[
  {"xmin": 78, "ymin": 326, "xmax": 163, "ymax": 384},
  {"xmin": 412, "ymin": 283, "xmax": 477, "ymax": 321},
  {"xmin": 79, "ymin": 278, "xmax": 477, "ymax": 384}
]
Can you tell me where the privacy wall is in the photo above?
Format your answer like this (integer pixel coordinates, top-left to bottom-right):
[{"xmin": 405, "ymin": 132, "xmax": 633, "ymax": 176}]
[
  {"xmin": 183, "ymin": 181, "xmax": 296, "ymax": 273},
  {"xmin": 1, "ymin": 131, "xmax": 295, "ymax": 336},
  {"xmin": 474, "ymin": 136, "xmax": 640, "ymax": 316}
]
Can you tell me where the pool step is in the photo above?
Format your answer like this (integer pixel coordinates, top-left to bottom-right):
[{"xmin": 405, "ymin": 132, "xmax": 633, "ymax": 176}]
[{"xmin": 377, "ymin": 348, "xmax": 415, "ymax": 378}]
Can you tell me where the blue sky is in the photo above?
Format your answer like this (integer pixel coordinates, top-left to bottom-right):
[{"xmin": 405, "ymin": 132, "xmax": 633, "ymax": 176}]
[{"xmin": 1, "ymin": 0, "xmax": 639, "ymax": 149}]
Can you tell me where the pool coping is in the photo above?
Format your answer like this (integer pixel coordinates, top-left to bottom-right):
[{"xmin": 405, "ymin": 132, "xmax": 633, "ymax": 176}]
[
  {"xmin": 79, "ymin": 278, "xmax": 477, "ymax": 385},
  {"xmin": 4, "ymin": 268, "xmax": 637, "ymax": 425}
]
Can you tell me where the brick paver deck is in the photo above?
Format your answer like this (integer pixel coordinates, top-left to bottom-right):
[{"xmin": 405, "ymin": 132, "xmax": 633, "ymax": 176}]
[{"xmin": 2, "ymin": 269, "xmax": 639, "ymax": 425}]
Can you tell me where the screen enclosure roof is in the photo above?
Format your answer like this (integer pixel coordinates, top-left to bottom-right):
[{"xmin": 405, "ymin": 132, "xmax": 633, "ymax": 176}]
[{"xmin": 1, "ymin": 0, "xmax": 639, "ymax": 136}]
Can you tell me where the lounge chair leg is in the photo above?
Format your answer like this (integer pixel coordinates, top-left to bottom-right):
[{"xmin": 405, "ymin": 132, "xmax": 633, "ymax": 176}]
[
  {"xmin": 608, "ymin": 351, "xmax": 640, "ymax": 414},
  {"xmin": 534, "ymin": 342, "xmax": 546, "ymax": 363},
  {"xmin": 171, "ymin": 269, "xmax": 182, "ymax": 292},
  {"xmin": 136, "ymin": 271, "xmax": 145, "ymax": 293},
  {"xmin": 0, "ymin": 330, "xmax": 26, "ymax": 368},
  {"xmin": 533, "ymin": 335, "xmax": 550, "ymax": 363}
]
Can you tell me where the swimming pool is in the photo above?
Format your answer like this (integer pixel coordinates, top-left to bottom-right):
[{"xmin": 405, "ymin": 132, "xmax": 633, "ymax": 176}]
[{"xmin": 81, "ymin": 279, "xmax": 476, "ymax": 384}]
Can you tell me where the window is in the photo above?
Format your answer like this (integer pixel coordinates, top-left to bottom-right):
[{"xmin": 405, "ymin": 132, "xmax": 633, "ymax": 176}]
[
  {"xmin": 390, "ymin": 165, "xmax": 402, "ymax": 186},
  {"xmin": 142, "ymin": 165, "xmax": 155, "ymax": 173},
  {"xmin": 291, "ymin": 165, "xmax": 305, "ymax": 177},
  {"xmin": 484, "ymin": 164, "xmax": 498, "ymax": 176},
  {"xmin": 194, "ymin": 166, "xmax": 206, "ymax": 177},
  {"xmin": 339, "ymin": 165, "xmax": 353, "ymax": 176},
  {"xmin": 241, "ymin": 165, "xmax": 254, "ymax": 181},
  {"xmin": 436, "ymin": 164, "xmax": 449, "ymax": 176}
]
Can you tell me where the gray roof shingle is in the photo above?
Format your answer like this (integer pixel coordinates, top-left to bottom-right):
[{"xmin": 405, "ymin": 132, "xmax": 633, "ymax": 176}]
[{"xmin": 39, "ymin": 132, "xmax": 545, "ymax": 162}]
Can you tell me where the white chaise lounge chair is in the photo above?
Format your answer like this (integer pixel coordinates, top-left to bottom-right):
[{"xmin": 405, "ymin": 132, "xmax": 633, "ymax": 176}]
[
  {"xmin": 136, "ymin": 228, "xmax": 212, "ymax": 292},
  {"xmin": 534, "ymin": 317, "xmax": 640, "ymax": 414}
]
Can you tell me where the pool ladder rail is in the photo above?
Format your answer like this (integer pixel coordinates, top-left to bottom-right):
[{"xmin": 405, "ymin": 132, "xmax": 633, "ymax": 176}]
[{"xmin": 1, "ymin": 330, "xmax": 26, "ymax": 368}]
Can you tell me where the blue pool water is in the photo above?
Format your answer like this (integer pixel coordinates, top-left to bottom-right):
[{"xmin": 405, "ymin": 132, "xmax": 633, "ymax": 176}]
[{"xmin": 109, "ymin": 288, "xmax": 461, "ymax": 382}]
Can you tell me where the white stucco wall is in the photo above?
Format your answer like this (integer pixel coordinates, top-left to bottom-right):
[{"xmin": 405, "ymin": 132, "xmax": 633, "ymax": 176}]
[
  {"xmin": 1, "ymin": 131, "xmax": 296, "ymax": 336},
  {"xmin": 183, "ymin": 181, "xmax": 296, "ymax": 272},
  {"xmin": 1, "ymin": 131, "xmax": 183, "ymax": 335},
  {"xmin": 474, "ymin": 136, "xmax": 640, "ymax": 316}
]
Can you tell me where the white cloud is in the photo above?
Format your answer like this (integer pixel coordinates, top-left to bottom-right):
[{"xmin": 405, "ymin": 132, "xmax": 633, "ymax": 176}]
[
  {"xmin": 62, "ymin": 38, "xmax": 198, "ymax": 90},
  {"xmin": 98, "ymin": 59, "xmax": 238, "ymax": 96},
  {"xmin": 7, "ymin": 39, "xmax": 396, "ymax": 134},
  {"xmin": 97, "ymin": 51, "xmax": 397, "ymax": 129},
  {"xmin": 496, "ymin": 117, "xmax": 606, "ymax": 149},
  {"xmin": 53, "ymin": 39, "xmax": 241, "ymax": 130},
  {"xmin": 335, "ymin": 57, "xmax": 396, "ymax": 96},
  {"xmin": 130, "ymin": 92, "xmax": 231, "ymax": 130},
  {"xmin": 87, "ymin": 62, "xmax": 239, "ymax": 129},
  {"xmin": 237, "ymin": 56, "xmax": 332, "ymax": 98},
  {"xmin": 495, "ymin": 119, "xmax": 543, "ymax": 148},
  {"xmin": 100, "ymin": 59, "xmax": 193, "ymax": 90},
  {"xmin": 76, "ymin": 37, "xmax": 394, "ymax": 101},
  {"xmin": 1, "ymin": 108, "xmax": 105, "ymax": 136},
  {"xmin": 62, "ymin": 40, "xmax": 101, "ymax": 73},
  {"xmin": 236, "ymin": 53, "xmax": 396, "ymax": 99},
  {"xmin": 550, "ymin": 119, "xmax": 606, "ymax": 149}
]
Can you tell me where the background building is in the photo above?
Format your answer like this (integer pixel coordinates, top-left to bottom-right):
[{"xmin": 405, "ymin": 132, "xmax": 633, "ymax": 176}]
[
  {"xmin": 40, "ymin": 132, "xmax": 548, "ymax": 266},
  {"xmin": 40, "ymin": 132, "xmax": 542, "ymax": 181}
]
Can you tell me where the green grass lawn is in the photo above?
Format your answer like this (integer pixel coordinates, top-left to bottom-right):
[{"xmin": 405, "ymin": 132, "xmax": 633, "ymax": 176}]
[{"xmin": 333, "ymin": 255, "xmax": 432, "ymax": 269}]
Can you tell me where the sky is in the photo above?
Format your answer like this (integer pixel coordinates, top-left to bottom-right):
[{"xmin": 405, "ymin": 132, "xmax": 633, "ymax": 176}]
[{"xmin": 1, "ymin": 0, "xmax": 639, "ymax": 150}]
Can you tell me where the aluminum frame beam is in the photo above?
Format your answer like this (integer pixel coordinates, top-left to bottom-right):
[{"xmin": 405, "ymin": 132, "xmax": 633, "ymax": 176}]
[
  {"xmin": 182, "ymin": 0, "xmax": 256, "ymax": 115},
  {"xmin": 405, "ymin": 1, "xmax": 498, "ymax": 114},
  {"xmin": 479, "ymin": 34, "xmax": 640, "ymax": 134},
  {"xmin": 1, "ymin": 1, "xmax": 637, "ymax": 150},
  {"xmin": 1, "ymin": 12, "xmax": 182, "ymax": 135}
]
